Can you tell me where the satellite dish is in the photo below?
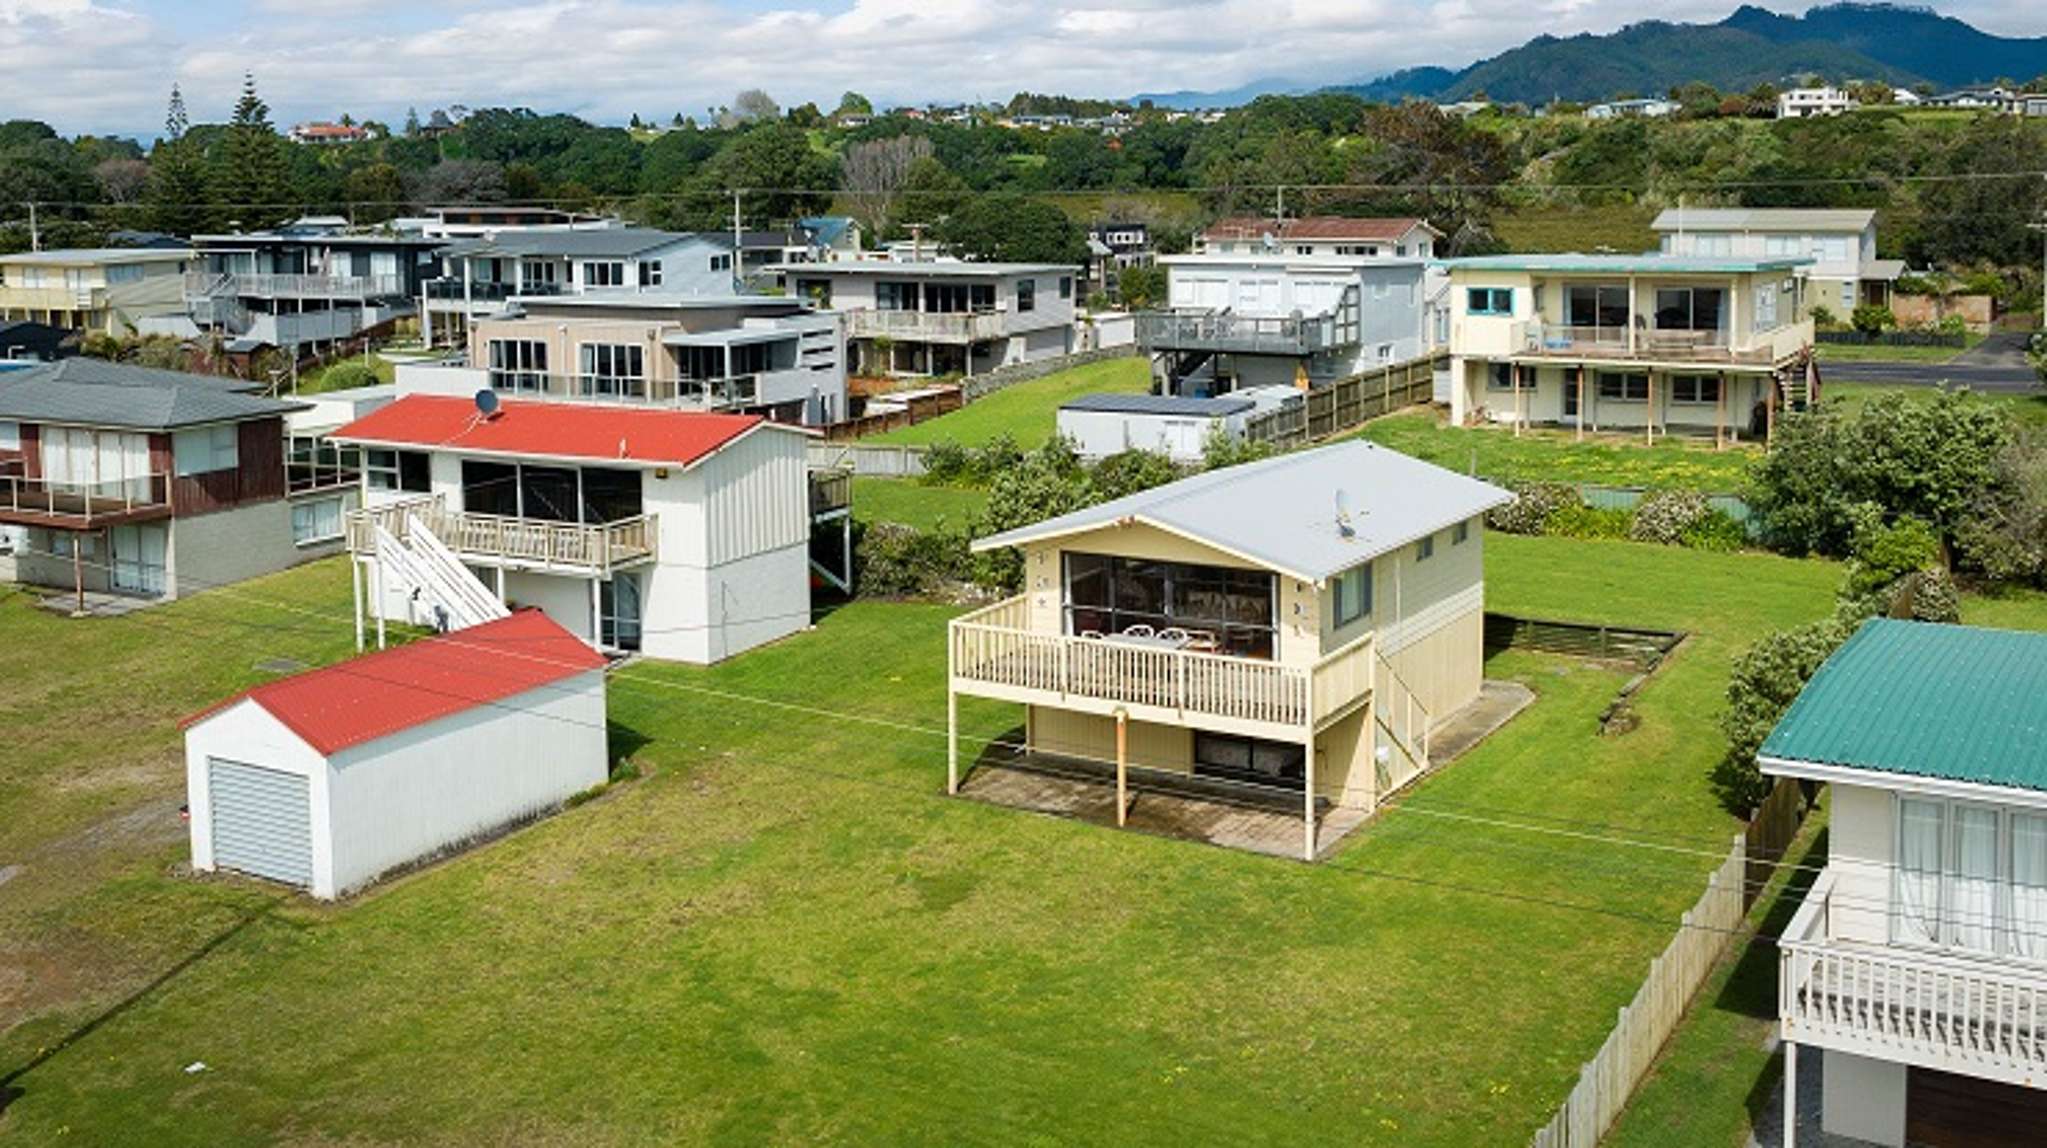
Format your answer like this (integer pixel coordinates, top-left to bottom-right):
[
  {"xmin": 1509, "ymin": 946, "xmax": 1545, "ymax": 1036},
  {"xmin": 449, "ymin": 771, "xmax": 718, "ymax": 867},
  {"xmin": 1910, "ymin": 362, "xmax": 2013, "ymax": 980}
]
[{"xmin": 473, "ymin": 388, "xmax": 500, "ymax": 418}]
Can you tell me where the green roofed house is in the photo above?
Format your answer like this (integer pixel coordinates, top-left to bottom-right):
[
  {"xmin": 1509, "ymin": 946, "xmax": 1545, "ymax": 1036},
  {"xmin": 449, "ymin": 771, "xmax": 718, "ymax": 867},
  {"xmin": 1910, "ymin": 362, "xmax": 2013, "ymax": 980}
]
[{"xmin": 1760, "ymin": 619, "xmax": 2047, "ymax": 1147}]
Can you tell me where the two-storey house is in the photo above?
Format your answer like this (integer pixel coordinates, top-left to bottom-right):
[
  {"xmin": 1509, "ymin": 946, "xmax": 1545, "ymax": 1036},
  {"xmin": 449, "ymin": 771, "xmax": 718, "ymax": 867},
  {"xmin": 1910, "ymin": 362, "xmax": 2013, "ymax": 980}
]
[
  {"xmin": 778, "ymin": 260, "xmax": 1078, "ymax": 377},
  {"xmin": 1764, "ymin": 620, "xmax": 2047, "ymax": 1147},
  {"xmin": 330, "ymin": 394, "xmax": 824, "ymax": 664},
  {"xmin": 0, "ymin": 359, "xmax": 318, "ymax": 601},
  {"xmin": 150, "ymin": 221, "xmax": 442, "ymax": 356},
  {"xmin": 0, "ymin": 247, "xmax": 192, "ymax": 336},
  {"xmin": 1195, "ymin": 216, "xmax": 1441, "ymax": 260},
  {"xmin": 947, "ymin": 441, "xmax": 1511, "ymax": 860},
  {"xmin": 1651, "ymin": 208, "xmax": 1901, "ymax": 315},
  {"xmin": 399, "ymin": 291, "xmax": 846, "ymax": 427},
  {"xmin": 419, "ymin": 228, "xmax": 737, "ymax": 347},
  {"xmin": 1085, "ymin": 220, "xmax": 1153, "ymax": 299},
  {"xmin": 1442, "ymin": 252, "xmax": 1815, "ymax": 441},
  {"xmin": 1139, "ymin": 251, "xmax": 1428, "ymax": 395}
]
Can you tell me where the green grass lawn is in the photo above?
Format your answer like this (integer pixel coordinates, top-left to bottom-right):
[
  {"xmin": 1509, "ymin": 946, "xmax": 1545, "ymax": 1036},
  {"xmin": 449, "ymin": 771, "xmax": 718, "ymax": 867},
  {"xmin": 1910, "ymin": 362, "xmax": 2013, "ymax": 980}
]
[
  {"xmin": 868, "ymin": 356, "xmax": 1150, "ymax": 449},
  {"xmin": 852, "ymin": 477, "xmax": 989, "ymax": 532},
  {"xmin": 1356, "ymin": 410, "xmax": 1759, "ymax": 492},
  {"xmin": 294, "ymin": 353, "xmax": 397, "ymax": 395},
  {"xmin": 1825, "ymin": 380, "xmax": 2047, "ymax": 429},
  {"xmin": 9, "ymin": 539, "xmax": 2047, "ymax": 1145},
  {"xmin": 1812, "ymin": 332, "xmax": 1983, "ymax": 364}
]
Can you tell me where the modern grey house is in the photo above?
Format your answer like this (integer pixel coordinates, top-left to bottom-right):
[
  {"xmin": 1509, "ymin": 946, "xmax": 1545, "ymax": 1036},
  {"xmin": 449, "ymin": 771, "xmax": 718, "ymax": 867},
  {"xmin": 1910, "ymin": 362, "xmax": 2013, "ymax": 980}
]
[
  {"xmin": 1650, "ymin": 208, "xmax": 1900, "ymax": 315},
  {"xmin": 419, "ymin": 228, "xmax": 738, "ymax": 348},
  {"xmin": 776, "ymin": 259, "xmax": 1078, "ymax": 378},
  {"xmin": 1138, "ymin": 253, "xmax": 1428, "ymax": 396}
]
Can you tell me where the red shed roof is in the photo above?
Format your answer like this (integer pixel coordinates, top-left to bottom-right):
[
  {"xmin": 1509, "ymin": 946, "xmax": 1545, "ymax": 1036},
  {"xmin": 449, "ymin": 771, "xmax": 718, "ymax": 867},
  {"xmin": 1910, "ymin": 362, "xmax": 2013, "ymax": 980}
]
[
  {"xmin": 1202, "ymin": 216, "xmax": 1439, "ymax": 243},
  {"xmin": 185, "ymin": 610, "xmax": 606, "ymax": 755},
  {"xmin": 332, "ymin": 395, "xmax": 793, "ymax": 468}
]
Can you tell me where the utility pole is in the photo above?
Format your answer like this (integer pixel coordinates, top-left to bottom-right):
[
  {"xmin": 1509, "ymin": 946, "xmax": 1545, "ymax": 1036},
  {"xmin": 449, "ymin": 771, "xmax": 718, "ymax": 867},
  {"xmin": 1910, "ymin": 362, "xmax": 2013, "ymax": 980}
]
[
  {"xmin": 730, "ymin": 189, "xmax": 744, "ymax": 291},
  {"xmin": 25, "ymin": 201, "xmax": 39, "ymax": 252},
  {"xmin": 1274, "ymin": 184, "xmax": 1286, "ymax": 226}
]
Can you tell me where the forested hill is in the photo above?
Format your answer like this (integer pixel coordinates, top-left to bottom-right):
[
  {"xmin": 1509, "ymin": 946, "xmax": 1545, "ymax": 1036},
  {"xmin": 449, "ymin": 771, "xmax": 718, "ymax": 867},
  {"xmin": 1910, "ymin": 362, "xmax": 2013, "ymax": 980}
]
[{"xmin": 1328, "ymin": 4, "xmax": 2047, "ymax": 105}]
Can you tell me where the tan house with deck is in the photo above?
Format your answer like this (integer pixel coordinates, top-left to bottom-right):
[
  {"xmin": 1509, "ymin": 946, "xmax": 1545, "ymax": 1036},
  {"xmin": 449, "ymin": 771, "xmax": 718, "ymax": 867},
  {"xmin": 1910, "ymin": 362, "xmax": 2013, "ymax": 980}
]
[
  {"xmin": 1443, "ymin": 253, "xmax": 1815, "ymax": 442},
  {"xmin": 947, "ymin": 442, "xmax": 1511, "ymax": 859}
]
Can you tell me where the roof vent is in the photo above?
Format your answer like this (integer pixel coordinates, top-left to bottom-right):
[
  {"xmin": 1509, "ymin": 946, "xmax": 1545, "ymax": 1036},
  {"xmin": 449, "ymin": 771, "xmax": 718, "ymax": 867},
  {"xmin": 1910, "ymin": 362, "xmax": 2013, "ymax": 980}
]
[{"xmin": 1335, "ymin": 489, "xmax": 1356, "ymax": 540}]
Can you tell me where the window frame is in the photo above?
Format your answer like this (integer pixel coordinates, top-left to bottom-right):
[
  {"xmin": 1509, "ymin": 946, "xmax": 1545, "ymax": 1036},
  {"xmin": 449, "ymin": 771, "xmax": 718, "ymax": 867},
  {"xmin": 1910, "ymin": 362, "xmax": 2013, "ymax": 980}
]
[
  {"xmin": 1466, "ymin": 286, "xmax": 1513, "ymax": 316},
  {"xmin": 290, "ymin": 495, "xmax": 345, "ymax": 546},
  {"xmin": 172, "ymin": 424, "xmax": 240, "ymax": 478},
  {"xmin": 1332, "ymin": 563, "xmax": 1372, "ymax": 627},
  {"xmin": 1596, "ymin": 371, "xmax": 1651, "ymax": 402},
  {"xmin": 1016, "ymin": 278, "xmax": 1037, "ymax": 313},
  {"xmin": 1891, "ymin": 794, "xmax": 2047, "ymax": 964},
  {"xmin": 1452, "ymin": 520, "xmax": 1470, "ymax": 546},
  {"xmin": 1415, "ymin": 534, "xmax": 1435, "ymax": 562},
  {"xmin": 1670, "ymin": 375, "xmax": 1722, "ymax": 405}
]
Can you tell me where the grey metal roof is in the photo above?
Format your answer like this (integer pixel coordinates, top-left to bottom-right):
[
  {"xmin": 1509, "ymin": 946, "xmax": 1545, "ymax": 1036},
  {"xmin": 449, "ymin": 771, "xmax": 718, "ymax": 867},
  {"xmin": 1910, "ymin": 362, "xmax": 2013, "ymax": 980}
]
[
  {"xmin": 772, "ymin": 259, "xmax": 1075, "ymax": 277},
  {"xmin": 1061, "ymin": 393, "xmax": 1254, "ymax": 417},
  {"xmin": 0, "ymin": 359, "xmax": 306, "ymax": 430},
  {"xmin": 1441, "ymin": 253, "xmax": 1811, "ymax": 275},
  {"xmin": 1649, "ymin": 208, "xmax": 1877, "ymax": 233},
  {"xmin": 0, "ymin": 247, "xmax": 190, "ymax": 266},
  {"xmin": 972, "ymin": 441, "xmax": 1512, "ymax": 581},
  {"xmin": 443, "ymin": 228, "xmax": 720, "ymax": 261}
]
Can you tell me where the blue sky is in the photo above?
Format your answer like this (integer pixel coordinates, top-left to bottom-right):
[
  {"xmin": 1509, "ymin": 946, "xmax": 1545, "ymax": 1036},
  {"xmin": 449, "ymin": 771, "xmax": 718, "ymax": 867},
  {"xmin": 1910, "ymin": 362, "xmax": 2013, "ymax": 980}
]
[{"xmin": 5, "ymin": 0, "xmax": 2043, "ymax": 139}]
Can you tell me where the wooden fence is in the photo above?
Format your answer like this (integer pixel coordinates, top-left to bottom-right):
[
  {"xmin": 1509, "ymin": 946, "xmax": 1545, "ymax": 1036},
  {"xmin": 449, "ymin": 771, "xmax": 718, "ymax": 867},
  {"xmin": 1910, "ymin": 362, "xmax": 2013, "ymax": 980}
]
[
  {"xmin": 1743, "ymin": 777, "xmax": 1806, "ymax": 911},
  {"xmin": 1530, "ymin": 835, "xmax": 1749, "ymax": 1148},
  {"xmin": 826, "ymin": 387, "xmax": 963, "ymax": 441},
  {"xmin": 1482, "ymin": 613, "xmax": 1684, "ymax": 672},
  {"xmin": 806, "ymin": 442, "xmax": 930, "ymax": 478},
  {"xmin": 1240, "ymin": 351, "xmax": 1445, "ymax": 447}
]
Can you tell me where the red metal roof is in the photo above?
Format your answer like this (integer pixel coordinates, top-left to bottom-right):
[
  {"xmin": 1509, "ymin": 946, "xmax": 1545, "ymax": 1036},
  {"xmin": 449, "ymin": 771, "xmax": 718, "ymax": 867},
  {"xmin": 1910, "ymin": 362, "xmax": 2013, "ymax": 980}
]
[
  {"xmin": 332, "ymin": 395, "xmax": 779, "ymax": 467},
  {"xmin": 186, "ymin": 610, "xmax": 607, "ymax": 755},
  {"xmin": 1202, "ymin": 216, "xmax": 1436, "ymax": 243}
]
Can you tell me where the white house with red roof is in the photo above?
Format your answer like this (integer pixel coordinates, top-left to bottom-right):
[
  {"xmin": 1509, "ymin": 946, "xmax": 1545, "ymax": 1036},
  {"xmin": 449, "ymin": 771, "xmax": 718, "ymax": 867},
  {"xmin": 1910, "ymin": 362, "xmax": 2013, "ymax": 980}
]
[
  {"xmin": 183, "ymin": 610, "xmax": 608, "ymax": 899},
  {"xmin": 329, "ymin": 393, "xmax": 819, "ymax": 664}
]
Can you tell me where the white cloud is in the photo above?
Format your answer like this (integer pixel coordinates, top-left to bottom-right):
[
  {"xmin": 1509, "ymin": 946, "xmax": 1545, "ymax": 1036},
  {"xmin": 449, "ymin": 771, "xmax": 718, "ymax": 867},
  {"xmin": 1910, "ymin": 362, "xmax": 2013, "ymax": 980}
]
[{"xmin": 2, "ymin": 0, "xmax": 2043, "ymax": 138}]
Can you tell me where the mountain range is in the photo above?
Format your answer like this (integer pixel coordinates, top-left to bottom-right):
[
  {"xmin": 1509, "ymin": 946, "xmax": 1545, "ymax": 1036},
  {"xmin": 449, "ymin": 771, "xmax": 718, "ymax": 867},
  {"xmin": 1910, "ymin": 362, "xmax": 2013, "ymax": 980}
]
[{"xmin": 1135, "ymin": 4, "xmax": 2047, "ymax": 109}]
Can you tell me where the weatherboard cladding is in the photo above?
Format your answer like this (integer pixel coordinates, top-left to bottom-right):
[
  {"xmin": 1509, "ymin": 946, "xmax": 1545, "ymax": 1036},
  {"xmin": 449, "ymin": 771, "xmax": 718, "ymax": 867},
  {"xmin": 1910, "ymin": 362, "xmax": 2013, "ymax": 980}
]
[
  {"xmin": 1650, "ymin": 208, "xmax": 1877, "ymax": 233},
  {"xmin": 1760, "ymin": 619, "xmax": 2047, "ymax": 795},
  {"xmin": 1060, "ymin": 393, "xmax": 1255, "ymax": 417},
  {"xmin": 972, "ymin": 441, "xmax": 1512, "ymax": 582}
]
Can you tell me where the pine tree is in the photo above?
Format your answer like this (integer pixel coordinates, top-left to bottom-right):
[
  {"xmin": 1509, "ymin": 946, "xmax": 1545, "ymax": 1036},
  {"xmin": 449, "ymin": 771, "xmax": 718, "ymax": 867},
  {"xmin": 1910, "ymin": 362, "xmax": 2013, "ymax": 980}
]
[
  {"xmin": 145, "ymin": 86, "xmax": 207, "ymax": 236},
  {"xmin": 404, "ymin": 107, "xmax": 421, "ymax": 137},
  {"xmin": 209, "ymin": 73, "xmax": 293, "ymax": 229}
]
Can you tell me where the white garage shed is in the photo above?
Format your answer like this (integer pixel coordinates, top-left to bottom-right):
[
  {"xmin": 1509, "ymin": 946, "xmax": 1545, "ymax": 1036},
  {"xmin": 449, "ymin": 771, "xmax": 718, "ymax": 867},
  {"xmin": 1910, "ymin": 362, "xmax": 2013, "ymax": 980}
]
[{"xmin": 183, "ymin": 609, "xmax": 609, "ymax": 899}]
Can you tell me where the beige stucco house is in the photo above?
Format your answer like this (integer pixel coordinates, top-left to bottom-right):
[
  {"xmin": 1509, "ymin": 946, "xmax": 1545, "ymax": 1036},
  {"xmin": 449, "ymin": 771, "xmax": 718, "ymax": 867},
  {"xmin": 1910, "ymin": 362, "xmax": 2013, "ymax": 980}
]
[{"xmin": 947, "ymin": 441, "xmax": 1511, "ymax": 859}]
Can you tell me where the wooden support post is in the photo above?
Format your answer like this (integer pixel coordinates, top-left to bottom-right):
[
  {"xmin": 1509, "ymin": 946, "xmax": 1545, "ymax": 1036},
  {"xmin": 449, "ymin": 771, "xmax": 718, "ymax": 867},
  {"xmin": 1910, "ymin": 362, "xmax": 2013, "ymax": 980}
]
[
  {"xmin": 1302, "ymin": 731, "xmax": 1317, "ymax": 862},
  {"xmin": 494, "ymin": 564, "xmax": 506, "ymax": 602},
  {"xmin": 1767, "ymin": 376, "xmax": 1778, "ymax": 445},
  {"xmin": 1646, "ymin": 372, "xmax": 1656, "ymax": 447},
  {"xmin": 351, "ymin": 557, "xmax": 365, "ymax": 652},
  {"xmin": 1513, "ymin": 364, "xmax": 1523, "ymax": 437},
  {"xmin": 1716, "ymin": 372, "xmax": 1726, "ymax": 451},
  {"xmin": 590, "ymin": 577, "xmax": 603, "ymax": 652},
  {"xmin": 372, "ymin": 557, "xmax": 387, "ymax": 650},
  {"xmin": 946, "ymin": 687, "xmax": 959, "ymax": 795},
  {"xmin": 1782, "ymin": 1040, "xmax": 1798, "ymax": 1148},
  {"xmin": 1575, "ymin": 366, "xmax": 1586, "ymax": 442},
  {"xmin": 72, "ymin": 532, "xmax": 85, "ymax": 616},
  {"xmin": 1115, "ymin": 708, "xmax": 1129, "ymax": 827}
]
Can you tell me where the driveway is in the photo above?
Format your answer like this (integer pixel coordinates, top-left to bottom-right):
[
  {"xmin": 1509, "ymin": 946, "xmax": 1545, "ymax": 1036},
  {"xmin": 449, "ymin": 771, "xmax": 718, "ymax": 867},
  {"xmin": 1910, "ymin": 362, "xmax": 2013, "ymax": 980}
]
[{"xmin": 1823, "ymin": 331, "xmax": 2039, "ymax": 392}]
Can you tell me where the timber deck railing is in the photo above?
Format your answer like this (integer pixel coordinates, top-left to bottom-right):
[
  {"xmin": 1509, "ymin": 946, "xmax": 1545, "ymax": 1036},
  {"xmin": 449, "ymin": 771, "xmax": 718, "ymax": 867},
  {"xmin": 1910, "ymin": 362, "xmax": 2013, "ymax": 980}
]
[{"xmin": 346, "ymin": 494, "xmax": 657, "ymax": 573}]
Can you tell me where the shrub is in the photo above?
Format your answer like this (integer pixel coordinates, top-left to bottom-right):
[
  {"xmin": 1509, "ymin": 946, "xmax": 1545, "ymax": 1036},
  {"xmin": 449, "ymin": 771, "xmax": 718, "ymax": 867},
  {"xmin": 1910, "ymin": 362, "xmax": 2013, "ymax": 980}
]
[
  {"xmin": 315, "ymin": 360, "xmax": 382, "ymax": 393},
  {"xmin": 1937, "ymin": 314, "xmax": 1969, "ymax": 338},
  {"xmin": 1718, "ymin": 617, "xmax": 1854, "ymax": 813},
  {"xmin": 854, "ymin": 521, "xmax": 974, "ymax": 597},
  {"xmin": 1808, "ymin": 303, "xmax": 1838, "ymax": 329},
  {"xmin": 1843, "ymin": 508, "xmax": 1942, "ymax": 598},
  {"xmin": 921, "ymin": 440, "xmax": 976, "ymax": 485},
  {"xmin": 1850, "ymin": 304, "xmax": 1895, "ymax": 335},
  {"xmin": 1628, "ymin": 489, "xmax": 1711, "ymax": 546},
  {"xmin": 1542, "ymin": 503, "xmax": 1631, "ymax": 540},
  {"xmin": 1487, "ymin": 481, "xmax": 1577, "ymax": 535},
  {"xmin": 1679, "ymin": 510, "xmax": 1749, "ymax": 552},
  {"xmin": 1090, "ymin": 449, "xmax": 1181, "ymax": 501},
  {"xmin": 1201, "ymin": 425, "xmax": 1277, "ymax": 470}
]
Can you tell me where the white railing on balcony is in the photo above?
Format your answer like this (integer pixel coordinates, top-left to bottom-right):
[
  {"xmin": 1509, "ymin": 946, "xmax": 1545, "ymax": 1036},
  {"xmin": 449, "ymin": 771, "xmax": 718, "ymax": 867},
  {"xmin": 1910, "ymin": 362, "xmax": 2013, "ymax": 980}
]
[
  {"xmin": 1136, "ymin": 309, "xmax": 1342, "ymax": 356},
  {"xmin": 0, "ymin": 472, "xmax": 170, "ymax": 523},
  {"xmin": 1516, "ymin": 320, "xmax": 1803, "ymax": 365},
  {"xmin": 1779, "ymin": 870, "xmax": 2047, "ymax": 1083},
  {"xmin": 477, "ymin": 372, "xmax": 762, "ymax": 411},
  {"xmin": 187, "ymin": 271, "xmax": 407, "ymax": 300},
  {"xmin": 846, "ymin": 308, "xmax": 1008, "ymax": 341},
  {"xmin": 346, "ymin": 494, "xmax": 657, "ymax": 574},
  {"xmin": 949, "ymin": 596, "xmax": 1379, "ymax": 734}
]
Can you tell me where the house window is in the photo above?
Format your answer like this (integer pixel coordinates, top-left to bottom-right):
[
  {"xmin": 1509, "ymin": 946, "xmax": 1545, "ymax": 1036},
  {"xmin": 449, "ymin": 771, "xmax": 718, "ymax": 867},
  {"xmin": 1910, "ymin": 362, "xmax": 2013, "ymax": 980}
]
[
  {"xmin": 1377, "ymin": 343, "xmax": 1393, "ymax": 362},
  {"xmin": 1895, "ymin": 796, "xmax": 2047, "ymax": 961},
  {"xmin": 876, "ymin": 281, "xmax": 918, "ymax": 311},
  {"xmin": 1332, "ymin": 563, "xmax": 1372, "ymax": 626},
  {"xmin": 1653, "ymin": 287, "xmax": 1724, "ymax": 333},
  {"xmin": 1596, "ymin": 371, "xmax": 1650, "ymax": 401},
  {"xmin": 487, "ymin": 338, "xmax": 548, "ymax": 392},
  {"xmin": 1395, "ymin": 243, "xmax": 1407, "ymax": 257},
  {"xmin": 1452, "ymin": 520, "xmax": 1469, "ymax": 545},
  {"xmin": 1467, "ymin": 287, "xmax": 1513, "ymax": 316},
  {"xmin": 1295, "ymin": 245, "xmax": 1314, "ymax": 255},
  {"xmin": 578, "ymin": 343, "xmax": 645, "ymax": 398},
  {"xmin": 1688, "ymin": 234, "xmax": 1732, "ymax": 256},
  {"xmin": 173, "ymin": 425, "xmax": 239, "ymax": 477},
  {"xmin": 1059, "ymin": 276, "xmax": 1073, "ymax": 300},
  {"xmin": 1754, "ymin": 284, "xmax": 1779, "ymax": 329},
  {"xmin": 1063, "ymin": 552, "xmax": 1276, "ymax": 660},
  {"xmin": 1670, "ymin": 375, "xmax": 1721, "ymax": 405},
  {"xmin": 1017, "ymin": 278, "xmax": 1037, "ymax": 313},
  {"xmin": 637, "ymin": 261, "xmax": 662, "ymax": 288},
  {"xmin": 0, "ymin": 420, "xmax": 16, "ymax": 451},
  {"xmin": 581, "ymin": 261, "xmax": 626, "ymax": 287},
  {"xmin": 709, "ymin": 254, "xmax": 732, "ymax": 272},
  {"xmin": 1764, "ymin": 235, "xmax": 1801, "ymax": 257},
  {"xmin": 1566, "ymin": 285, "xmax": 1630, "ymax": 334},
  {"xmin": 1415, "ymin": 535, "xmax": 1434, "ymax": 561},
  {"xmin": 291, "ymin": 495, "xmax": 344, "ymax": 545},
  {"xmin": 365, "ymin": 448, "xmax": 430, "ymax": 493},
  {"xmin": 1486, "ymin": 362, "xmax": 1529, "ymax": 391},
  {"xmin": 106, "ymin": 263, "xmax": 145, "ymax": 285}
]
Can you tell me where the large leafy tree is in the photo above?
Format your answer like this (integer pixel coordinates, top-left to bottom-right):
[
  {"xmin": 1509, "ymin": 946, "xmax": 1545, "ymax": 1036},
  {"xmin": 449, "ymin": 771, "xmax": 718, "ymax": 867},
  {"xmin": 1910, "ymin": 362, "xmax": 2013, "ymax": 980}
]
[
  {"xmin": 936, "ymin": 191, "xmax": 1086, "ymax": 264},
  {"xmin": 209, "ymin": 74, "xmax": 294, "ymax": 228},
  {"xmin": 697, "ymin": 122, "xmax": 836, "ymax": 227}
]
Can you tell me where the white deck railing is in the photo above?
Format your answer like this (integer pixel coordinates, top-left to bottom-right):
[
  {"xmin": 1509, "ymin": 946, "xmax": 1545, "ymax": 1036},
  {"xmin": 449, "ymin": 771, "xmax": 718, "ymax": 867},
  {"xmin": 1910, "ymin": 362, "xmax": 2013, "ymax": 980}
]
[
  {"xmin": 346, "ymin": 494, "xmax": 657, "ymax": 574},
  {"xmin": 948, "ymin": 596, "xmax": 1376, "ymax": 734},
  {"xmin": 1779, "ymin": 869, "xmax": 2047, "ymax": 1083},
  {"xmin": 0, "ymin": 472, "xmax": 171, "ymax": 523}
]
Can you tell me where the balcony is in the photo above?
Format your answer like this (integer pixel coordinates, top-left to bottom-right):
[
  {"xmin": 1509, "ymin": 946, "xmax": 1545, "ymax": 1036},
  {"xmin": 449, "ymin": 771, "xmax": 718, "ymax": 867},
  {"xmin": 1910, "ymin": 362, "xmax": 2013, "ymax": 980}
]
[
  {"xmin": 1136, "ymin": 309, "xmax": 1343, "ymax": 357},
  {"xmin": 478, "ymin": 371, "xmax": 763, "ymax": 411},
  {"xmin": 186, "ymin": 271, "xmax": 408, "ymax": 301},
  {"xmin": 948, "ymin": 595, "xmax": 1374, "ymax": 739},
  {"xmin": 421, "ymin": 278, "xmax": 565, "ymax": 304},
  {"xmin": 846, "ymin": 308, "xmax": 1009, "ymax": 342},
  {"xmin": 0, "ymin": 472, "xmax": 172, "ymax": 528},
  {"xmin": 345, "ymin": 494, "xmax": 657, "ymax": 577},
  {"xmin": 1514, "ymin": 320, "xmax": 1809, "ymax": 367},
  {"xmin": 1779, "ymin": 869, "xmax": 2047, "ymax": 1087}
]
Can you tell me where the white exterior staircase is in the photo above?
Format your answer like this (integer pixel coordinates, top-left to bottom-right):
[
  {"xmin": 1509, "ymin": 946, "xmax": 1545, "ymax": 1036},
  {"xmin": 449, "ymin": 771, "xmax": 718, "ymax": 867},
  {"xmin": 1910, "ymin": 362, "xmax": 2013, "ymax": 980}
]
[{"xmin": 371, "ymin": 514, "xmax": 509, "ymax": 632}]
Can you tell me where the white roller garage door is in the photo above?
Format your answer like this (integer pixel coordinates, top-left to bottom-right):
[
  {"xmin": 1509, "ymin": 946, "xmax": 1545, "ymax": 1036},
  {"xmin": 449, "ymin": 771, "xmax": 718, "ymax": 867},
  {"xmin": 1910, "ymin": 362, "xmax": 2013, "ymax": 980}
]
[{"xmin": 207, "ymin": 759, "xmax": 312, "ymax": 889}]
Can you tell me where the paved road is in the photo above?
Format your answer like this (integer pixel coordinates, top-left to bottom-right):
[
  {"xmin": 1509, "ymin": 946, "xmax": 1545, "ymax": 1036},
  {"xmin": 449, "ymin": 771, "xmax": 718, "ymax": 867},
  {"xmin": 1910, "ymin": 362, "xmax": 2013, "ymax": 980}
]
[{"xmin": 1823, "ymin": 331, "xmax": 2039, "ymax": 391}]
